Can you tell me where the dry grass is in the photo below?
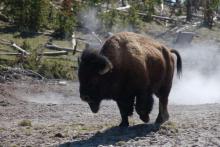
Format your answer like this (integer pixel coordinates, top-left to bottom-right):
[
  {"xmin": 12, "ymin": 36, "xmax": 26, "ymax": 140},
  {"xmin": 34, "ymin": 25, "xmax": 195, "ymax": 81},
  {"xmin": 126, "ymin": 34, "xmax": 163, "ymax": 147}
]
[
  {"xmin": 159, "ymin": 121, "xmax": 179, "ymax": 135},
  {"xmin": 18, "ymin": 120, "xmax": 32, "ymax": 127}
]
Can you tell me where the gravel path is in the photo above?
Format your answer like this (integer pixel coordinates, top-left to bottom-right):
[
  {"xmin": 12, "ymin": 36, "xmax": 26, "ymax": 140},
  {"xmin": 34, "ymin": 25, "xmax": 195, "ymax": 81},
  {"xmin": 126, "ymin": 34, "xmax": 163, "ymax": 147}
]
[{"xmin": 0, "ymin": 81, "xmax": 220, "ymax": 147}]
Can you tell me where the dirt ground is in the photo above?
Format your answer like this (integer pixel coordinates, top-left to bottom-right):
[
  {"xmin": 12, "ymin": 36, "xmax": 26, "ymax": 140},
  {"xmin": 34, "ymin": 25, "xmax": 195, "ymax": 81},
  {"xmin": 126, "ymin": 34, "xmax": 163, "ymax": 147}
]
[{"xmin": 0, "ymin": 80, "xmax": 220, "ymax": 147}]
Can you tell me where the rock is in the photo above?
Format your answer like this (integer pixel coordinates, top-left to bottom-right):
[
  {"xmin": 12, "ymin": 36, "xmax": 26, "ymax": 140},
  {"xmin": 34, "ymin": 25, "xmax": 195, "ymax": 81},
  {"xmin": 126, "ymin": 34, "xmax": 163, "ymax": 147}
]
[
  {"xmin": 0, "ymin": 100, "xmax": 10, "ymax": 106},
  {"xmin": 54, "ymin": 133, "xmax": 65, "ymax": 138},
  {"xmin": 58, "ymin": 81, "xmax": 67, "ymax": 86}
]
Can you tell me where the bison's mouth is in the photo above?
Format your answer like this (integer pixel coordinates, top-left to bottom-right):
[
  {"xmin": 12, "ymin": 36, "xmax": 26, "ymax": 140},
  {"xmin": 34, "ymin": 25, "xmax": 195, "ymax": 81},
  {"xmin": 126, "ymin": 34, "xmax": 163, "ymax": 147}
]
[{"xmin": 88, "ymin": 102, "xmax": 100, "ymax": 113}]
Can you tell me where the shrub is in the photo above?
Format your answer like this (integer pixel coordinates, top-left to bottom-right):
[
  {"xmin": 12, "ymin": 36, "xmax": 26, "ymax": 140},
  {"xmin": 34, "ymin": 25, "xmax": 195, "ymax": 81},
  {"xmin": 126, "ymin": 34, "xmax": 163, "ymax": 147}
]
[
  {"xmin": 38, "ymin": 59, "xmax": 76, "ymax": 80},
  {"xmin": 18, "ymin": 120, "xmax": 32, "ymax": 127}
]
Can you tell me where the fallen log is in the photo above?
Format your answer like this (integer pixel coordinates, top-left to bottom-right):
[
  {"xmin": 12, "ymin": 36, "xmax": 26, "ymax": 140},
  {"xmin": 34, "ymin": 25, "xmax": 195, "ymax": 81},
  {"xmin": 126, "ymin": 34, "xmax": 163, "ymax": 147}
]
[
  {"xmin": 45, "ymin": 44, "xmax": 74, "ymax": 51},
  {"xmin": 0, "ymin": 52, "xmax": 22, "ymax": 55},
  {"xmin": 12, "ymin": 43, "xmax": 30, "ymax": 55},
  {"xmin": 116, "ymin": 5, "xmax": 131, "ymax": 11},
  {"xmin": 0, "ymin": 39, "xmax": 11, "ymax": 45},
  {"xmin": 37, "ymin": 30, "xmax": 54, "ymax": 36},
  {"xmin": 152, "ymin": 15, "xmax": 176, "ymax": 21},
  {"xmin": 44, "ymin": 43, "xmax": 83, "ymax": 53},
  {"xmin": 0, "ymin": 39, "xmax": 30, "ymax": 55},
  {"xmin": 38, "ymin": 51, "xmax": 68, "ymax": 56}
]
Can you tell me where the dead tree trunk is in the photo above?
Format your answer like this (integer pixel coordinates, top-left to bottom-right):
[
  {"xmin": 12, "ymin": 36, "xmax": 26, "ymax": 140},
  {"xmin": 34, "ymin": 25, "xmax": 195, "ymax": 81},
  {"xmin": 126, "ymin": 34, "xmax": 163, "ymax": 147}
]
[
  {"xmin": 176, "ymin": 0, "xmax": 183, "ymax": 14},
  {"xmin": 186, "ymin": 0, "xmax": 193, "ymax": 21},
  {"xmin": 203, "ymin": 0, "xmax": 214, "ymax": 29},
  {"xmin": 160, "ymin": 0, "xmax": 164, "ymax": 15},
  {"xmin": 121, "ymin": 0, "xmax": 128, "ymax": 7}
]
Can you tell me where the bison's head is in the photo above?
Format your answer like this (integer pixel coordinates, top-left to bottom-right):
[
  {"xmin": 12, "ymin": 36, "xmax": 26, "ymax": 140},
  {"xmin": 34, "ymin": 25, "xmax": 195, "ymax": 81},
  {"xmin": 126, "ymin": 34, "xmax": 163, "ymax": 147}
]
[{"xmin": 78, "ymin": 49, "xmax": 113, "ymax": 113}]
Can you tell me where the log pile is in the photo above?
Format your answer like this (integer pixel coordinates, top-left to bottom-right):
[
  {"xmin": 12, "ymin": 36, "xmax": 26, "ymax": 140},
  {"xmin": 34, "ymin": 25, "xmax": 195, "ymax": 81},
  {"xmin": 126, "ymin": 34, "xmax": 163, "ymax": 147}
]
[{"xmin": 0, "ymin": 65, "xmax": 45, "ymax": 82}]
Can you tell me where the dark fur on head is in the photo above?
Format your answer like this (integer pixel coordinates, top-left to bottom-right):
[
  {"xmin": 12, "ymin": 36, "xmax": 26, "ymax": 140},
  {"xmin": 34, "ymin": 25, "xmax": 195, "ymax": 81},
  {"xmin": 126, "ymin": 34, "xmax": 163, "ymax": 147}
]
[
  {"xmin": 79, "ymin": 49, "xmax": 107, "ymax": 74},
  {"xmin": 78, "ymin": 49, "xmax": 114, "ymax": 113}
]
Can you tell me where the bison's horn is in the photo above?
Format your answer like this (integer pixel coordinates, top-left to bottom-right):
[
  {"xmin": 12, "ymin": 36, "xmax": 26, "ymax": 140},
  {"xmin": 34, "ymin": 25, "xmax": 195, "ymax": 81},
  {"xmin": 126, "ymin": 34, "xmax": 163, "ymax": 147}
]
[{"xmin": 99, "ymin": 57, "xmax": 113, "ymax": 75}]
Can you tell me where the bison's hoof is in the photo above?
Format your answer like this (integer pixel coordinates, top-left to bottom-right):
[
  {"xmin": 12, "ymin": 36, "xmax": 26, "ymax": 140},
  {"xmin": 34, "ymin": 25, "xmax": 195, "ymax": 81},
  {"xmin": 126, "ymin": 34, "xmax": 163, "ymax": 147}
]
[
  {"xmin": 119, "ymin": 122, "xmax": 129, "ymax": 127},
  {"xmin": 155, "ymin": 113, "xmax": 169, "ymax": 124},
  {"xmin": 140, "ymin": 114, "xmax": 150, "ymax": 123}
]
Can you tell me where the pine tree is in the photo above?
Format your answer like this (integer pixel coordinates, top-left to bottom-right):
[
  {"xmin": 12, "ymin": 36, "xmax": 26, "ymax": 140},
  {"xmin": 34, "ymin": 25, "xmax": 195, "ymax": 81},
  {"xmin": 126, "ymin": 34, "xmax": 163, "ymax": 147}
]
[
  {"xmin": 32, "ymin": 0, "xmax": 50, "ymax": 30},
  {"xmin": 203, "ymin": 0, "xmax": 220, "ymax": 28},
  {"xmin": 54, "ymin": 0, "xmax": 76, "ymax": 38},
  {"xmin": 2, "ymin": 0, "xmax": 50, "ymax": 31},
  {"xmin": 186, "ymin": 0, "xmax": 193, "ymax": 21}
]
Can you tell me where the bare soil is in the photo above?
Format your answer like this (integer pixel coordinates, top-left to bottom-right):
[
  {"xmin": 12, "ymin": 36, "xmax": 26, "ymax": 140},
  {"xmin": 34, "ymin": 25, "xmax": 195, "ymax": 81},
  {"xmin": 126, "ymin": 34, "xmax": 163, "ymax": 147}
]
[{"xmin": 0, "ymin": 80, "xmax": 220, "ymax": 147}]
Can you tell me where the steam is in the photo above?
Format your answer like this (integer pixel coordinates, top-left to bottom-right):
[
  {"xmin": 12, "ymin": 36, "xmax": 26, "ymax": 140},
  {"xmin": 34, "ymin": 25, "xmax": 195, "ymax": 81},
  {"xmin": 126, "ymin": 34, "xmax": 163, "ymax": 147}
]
[
  {"xmin": 170, "ymin": 42, "xmax": 220, "ymax": 105},
  {"xmin": 79, "ymin": 6, "xmax": 135, "ymax": 35},
  {"xmin": 80, "ymin": 8, "xmax": 101, "ymax": 32}
]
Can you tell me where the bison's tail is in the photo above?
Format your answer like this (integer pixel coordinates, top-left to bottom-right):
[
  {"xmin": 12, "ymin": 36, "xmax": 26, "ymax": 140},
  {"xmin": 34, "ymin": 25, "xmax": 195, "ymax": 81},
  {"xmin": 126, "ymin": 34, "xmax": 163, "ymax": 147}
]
[{"xmin": 171, "ymin": 49, "xmax": 182, "ymax": 77}]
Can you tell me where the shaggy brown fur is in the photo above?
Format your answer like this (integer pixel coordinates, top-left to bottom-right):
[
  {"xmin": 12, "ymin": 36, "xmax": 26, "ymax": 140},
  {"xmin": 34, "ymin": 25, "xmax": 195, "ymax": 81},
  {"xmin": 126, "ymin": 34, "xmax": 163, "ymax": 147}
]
[{"xmin": 78, "ymin": 32, "xmax": 182, "ymax": 126}]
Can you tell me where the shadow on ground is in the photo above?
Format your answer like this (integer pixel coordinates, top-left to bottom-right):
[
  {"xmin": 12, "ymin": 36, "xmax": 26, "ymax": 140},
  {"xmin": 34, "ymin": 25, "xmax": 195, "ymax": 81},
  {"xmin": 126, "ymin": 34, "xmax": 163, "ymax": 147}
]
[
  {"xmin": 0, "ymin": 25, "xmax": 17, "ymax": 34},
  {"xmin": 0, "ymin": 25, "xmax": 43, "ymax": 38},
  {"xmin": 59, "ymin": 123, "xmax": 160, "ymax": 147}
]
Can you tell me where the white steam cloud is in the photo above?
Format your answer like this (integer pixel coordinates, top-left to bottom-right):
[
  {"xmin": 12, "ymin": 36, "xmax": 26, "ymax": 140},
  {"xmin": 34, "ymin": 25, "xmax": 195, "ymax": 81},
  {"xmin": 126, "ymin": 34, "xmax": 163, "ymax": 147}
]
[
  {"xmin": 170, "ymin": 42, "xmax": 220, "ymax": 105},
  {"xmin": 80, "ymin": 8, "xmax": 101, "ymax": 32}
]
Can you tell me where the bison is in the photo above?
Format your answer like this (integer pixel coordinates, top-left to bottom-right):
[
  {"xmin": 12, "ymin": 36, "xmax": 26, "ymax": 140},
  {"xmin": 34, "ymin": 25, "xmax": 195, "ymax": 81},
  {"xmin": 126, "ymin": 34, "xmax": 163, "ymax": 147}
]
[{"xmin": 78, "ymin": 32, "xmax": 182, "ymax": 127}]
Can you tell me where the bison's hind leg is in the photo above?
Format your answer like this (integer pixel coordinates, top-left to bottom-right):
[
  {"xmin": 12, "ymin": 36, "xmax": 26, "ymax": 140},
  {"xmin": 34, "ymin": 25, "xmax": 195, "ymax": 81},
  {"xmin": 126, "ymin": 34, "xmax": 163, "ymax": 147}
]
[
  {"xmin": 135, "ymin": 92, "xmax": 154, "ymax": 123},
  {"xmin": 155, "ymin": 88, "xmax": 170, "ymax": 124}
]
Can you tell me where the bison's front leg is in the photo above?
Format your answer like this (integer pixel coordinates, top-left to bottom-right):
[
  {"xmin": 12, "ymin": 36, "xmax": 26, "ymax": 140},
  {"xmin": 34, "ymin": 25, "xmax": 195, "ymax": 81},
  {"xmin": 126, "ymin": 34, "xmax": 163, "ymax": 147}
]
[
  {"xmin": 116, "ymin": 98, "xmax": 134, "ymax": 127},
  {"xmin": 135, "ymin": 92, "xmax": 154, "ymax": 123}
]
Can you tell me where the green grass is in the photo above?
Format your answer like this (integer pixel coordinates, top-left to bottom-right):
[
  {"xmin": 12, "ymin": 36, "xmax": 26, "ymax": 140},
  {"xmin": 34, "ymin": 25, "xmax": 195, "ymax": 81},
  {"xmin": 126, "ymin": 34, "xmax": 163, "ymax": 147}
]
[
  {"xmin": 0, "ymin": 127, "xmax": 6, "ymax": 132},
  {"xmin": 0, "ymin": 25, "xmax": 48, "ymax": 52}
]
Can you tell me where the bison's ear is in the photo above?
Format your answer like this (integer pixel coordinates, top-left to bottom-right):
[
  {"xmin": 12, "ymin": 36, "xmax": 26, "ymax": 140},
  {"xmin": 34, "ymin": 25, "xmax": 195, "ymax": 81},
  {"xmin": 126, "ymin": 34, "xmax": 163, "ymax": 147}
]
[{"xmin": 98, "ymin": 57, "xmax": 113, "ymax": 75}]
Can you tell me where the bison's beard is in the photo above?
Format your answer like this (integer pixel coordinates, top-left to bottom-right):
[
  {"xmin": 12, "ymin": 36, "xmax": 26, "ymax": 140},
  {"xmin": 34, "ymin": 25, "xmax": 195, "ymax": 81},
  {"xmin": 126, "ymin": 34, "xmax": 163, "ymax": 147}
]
[{"xmin": 88, "ymin": 101, "xmax": 101, "ymax": 113}]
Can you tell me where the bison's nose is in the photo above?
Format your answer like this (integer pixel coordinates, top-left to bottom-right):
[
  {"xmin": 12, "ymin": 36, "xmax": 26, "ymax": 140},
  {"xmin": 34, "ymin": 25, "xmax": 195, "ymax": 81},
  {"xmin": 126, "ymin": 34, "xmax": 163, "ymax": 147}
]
[{"xmin": 80, "ymin": 95, "xmax": 90, "ymax": 102}]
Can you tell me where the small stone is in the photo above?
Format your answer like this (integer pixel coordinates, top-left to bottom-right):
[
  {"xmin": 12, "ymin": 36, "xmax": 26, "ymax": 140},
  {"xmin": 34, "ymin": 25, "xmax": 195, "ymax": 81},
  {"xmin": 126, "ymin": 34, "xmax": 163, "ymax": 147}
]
[{"xmin": 54, "ymin": 133, "xmax": 65, "ymax": 138}]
